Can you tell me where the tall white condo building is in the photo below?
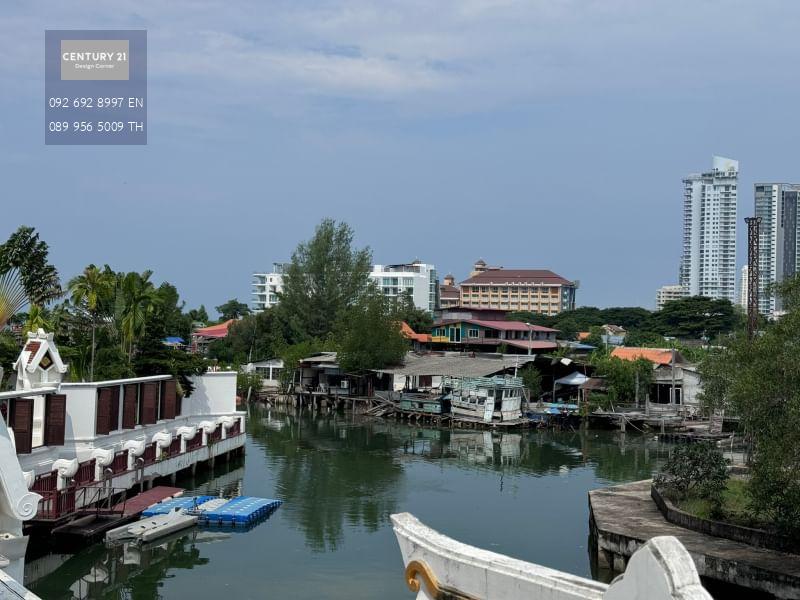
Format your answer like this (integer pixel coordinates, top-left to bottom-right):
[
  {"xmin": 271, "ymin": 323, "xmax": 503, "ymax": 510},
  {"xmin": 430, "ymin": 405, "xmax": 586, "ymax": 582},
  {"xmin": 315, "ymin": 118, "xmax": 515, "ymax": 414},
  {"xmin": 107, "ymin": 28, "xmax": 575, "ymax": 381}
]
[
  {"xmin": 679, "ymin": 156, "xmax": 738, "ymax": 302},
  {"xmin": 754, "ymin": 183, "xmax": 800, "ymax": 317}
]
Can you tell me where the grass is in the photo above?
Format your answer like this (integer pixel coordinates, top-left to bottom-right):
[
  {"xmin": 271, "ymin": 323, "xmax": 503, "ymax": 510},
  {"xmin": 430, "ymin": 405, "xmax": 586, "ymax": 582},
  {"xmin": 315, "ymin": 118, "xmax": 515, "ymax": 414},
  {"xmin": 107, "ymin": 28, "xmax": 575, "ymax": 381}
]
[{"xmin": 676, "ymin": 479, "xmax": 768, "ymax": 528}]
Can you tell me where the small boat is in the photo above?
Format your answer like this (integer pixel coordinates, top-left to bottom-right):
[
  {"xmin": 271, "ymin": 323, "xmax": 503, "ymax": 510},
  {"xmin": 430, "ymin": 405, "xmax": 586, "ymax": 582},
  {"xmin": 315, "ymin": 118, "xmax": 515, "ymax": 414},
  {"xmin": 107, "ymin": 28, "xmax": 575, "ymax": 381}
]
[
  {"xmin": 398, "ymin": 392, "xmax": 450, "ymax": 415},
  {"xmin": 444, "ymin": 375, "xmax": 525, "ymax": 423},
  {"xmin": 106, "ymin": 507, "xmax": 197, "ymax": 544}
]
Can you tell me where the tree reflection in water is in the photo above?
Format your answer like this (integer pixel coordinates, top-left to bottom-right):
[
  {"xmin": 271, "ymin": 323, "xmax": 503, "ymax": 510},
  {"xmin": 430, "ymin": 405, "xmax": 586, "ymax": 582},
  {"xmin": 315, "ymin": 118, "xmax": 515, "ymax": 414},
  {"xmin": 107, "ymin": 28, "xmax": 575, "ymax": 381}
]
[
  {"xmin": 249, "ymin": 406, "xmax": 404, "ymax": 552},
  {"xmin": 247, "ymin": 406, "xmax": 671, "ymax": 553},
  {"xmin": 28, "ymin": 530, "xmax": 212, "ymax": 600}
]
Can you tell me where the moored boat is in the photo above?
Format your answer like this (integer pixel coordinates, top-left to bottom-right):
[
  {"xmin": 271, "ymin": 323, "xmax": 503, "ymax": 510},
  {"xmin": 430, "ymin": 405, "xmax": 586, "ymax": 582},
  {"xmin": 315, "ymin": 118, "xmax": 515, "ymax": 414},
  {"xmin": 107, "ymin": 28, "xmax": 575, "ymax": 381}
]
[
  {"xmin": 444, "ymin": 375, "xmax": 524, "ymax": 423},
  {"xmin": 106, "ymin": 507, "xmax": 197, "ymax": 544}
]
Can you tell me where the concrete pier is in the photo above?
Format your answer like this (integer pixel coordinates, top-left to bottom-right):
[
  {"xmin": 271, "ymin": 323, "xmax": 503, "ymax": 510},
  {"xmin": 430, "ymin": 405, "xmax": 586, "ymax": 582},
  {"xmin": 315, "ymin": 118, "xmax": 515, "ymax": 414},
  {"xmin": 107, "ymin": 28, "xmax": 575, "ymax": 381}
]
[{"xmin": 589, "ymin": 480, "xmax": 800, "ymax": 599}]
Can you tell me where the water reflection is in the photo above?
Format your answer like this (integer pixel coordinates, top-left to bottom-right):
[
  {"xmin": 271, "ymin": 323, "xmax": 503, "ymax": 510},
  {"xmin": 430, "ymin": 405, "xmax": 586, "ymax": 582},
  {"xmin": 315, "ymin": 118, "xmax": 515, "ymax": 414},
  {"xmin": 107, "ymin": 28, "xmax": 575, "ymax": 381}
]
[
  {"xmin": 249, "ymin": 409, "xmax": 403, "ymax": 552},
  {"xmin": 247, "ymin": 407, "xmax": 671, "ymax": 550},
  {"xmin": 29, "ymin": 407, "xmax": 675, "ymax": 599}
]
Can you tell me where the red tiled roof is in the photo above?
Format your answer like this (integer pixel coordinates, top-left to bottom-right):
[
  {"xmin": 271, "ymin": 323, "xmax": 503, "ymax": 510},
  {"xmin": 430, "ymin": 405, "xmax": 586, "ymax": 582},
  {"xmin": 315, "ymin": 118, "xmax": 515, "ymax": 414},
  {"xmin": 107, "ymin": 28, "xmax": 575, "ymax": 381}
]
[
  {"xmin": 400, "ymin": 322, "xmax": 431, "ymax": 343},
  {"xmin": 25, "ymin": 341, "xmax": 41, "ymax": 364},
  {"xmin": 611, "ymin": 347, "xmax": 675, "ymax": 366},
  {"xmin": 193, "ymin": 319, "xmax": 236, "ymax": 339},
  {"xmin": 461, "ymin": 269, "xmax": 573, "ymax": 286},
  {"xmin": 439, "ymin": 284, "xmax": 460, "ymax": 298}
]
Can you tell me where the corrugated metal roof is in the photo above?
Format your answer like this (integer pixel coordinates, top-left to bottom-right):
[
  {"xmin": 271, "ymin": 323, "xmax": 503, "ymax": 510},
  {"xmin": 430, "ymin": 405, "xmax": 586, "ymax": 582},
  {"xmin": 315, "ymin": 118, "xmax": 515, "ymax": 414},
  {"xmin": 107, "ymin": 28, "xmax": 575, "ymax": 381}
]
[{"xmin": 374, "ymin": 353, "xmax": 536, "ymax": 377}]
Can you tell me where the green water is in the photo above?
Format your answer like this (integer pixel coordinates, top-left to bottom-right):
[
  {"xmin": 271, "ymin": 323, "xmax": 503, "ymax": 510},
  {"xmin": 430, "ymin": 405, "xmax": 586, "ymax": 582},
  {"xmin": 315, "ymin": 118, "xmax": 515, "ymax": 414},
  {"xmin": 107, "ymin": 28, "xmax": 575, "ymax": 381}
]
[{"xmin": 27, "ymin": 407, "xmax": 673, "ymax": 599}]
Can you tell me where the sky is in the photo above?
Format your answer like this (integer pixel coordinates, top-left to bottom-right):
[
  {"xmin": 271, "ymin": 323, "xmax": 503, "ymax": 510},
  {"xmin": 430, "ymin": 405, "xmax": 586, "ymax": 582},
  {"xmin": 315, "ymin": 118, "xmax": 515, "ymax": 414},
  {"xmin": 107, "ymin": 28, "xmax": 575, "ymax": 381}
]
[{"xmin": 2, "ymin": 0, "xmax": 800, "ymax": 316}]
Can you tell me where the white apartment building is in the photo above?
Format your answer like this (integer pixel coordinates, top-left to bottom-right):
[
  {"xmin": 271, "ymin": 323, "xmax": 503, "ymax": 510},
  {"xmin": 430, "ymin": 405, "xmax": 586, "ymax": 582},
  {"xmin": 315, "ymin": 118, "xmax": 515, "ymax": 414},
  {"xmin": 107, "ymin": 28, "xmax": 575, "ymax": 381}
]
[
  {"xmin": 251, "ymin": 263, "xmax": 287, "ymax": 312},
  {"xmin": 370, "ymin": 261, "xmax": 438, "ymax": 312},
  {"xmin": 679, "ymin": 156, "xmax": 738, "ymax": 303},
  {"xmin": 655, "ymin": 284, "xmax": 687, "ymax": 310},
  {"xmin": 251, "ymin": 260, "xmax": 438, "ymax": 313},
  {"xmin": 754, "ymin": 183, "xmax": 800, "ymax": 317},
  {"xmin": 739, "ymin": 265, "xmax": 749, "ymax": 310}
]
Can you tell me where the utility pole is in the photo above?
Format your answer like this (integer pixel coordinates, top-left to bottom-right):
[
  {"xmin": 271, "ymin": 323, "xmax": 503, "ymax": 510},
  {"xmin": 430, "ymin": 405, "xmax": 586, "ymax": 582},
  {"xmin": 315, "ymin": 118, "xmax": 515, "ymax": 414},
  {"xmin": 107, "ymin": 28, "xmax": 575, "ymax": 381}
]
[{"xmin": 745, "ymin": 216, "xmax": 761, "ymax": 340}]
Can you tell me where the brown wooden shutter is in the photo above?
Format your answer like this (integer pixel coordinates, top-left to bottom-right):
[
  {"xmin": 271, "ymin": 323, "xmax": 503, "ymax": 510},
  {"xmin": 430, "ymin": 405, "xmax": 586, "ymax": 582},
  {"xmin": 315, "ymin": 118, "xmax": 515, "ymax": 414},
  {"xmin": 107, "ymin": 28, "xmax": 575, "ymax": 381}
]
[
  {"xmin": 141, "ymin": 383, "xmax": 157, "ymax": 425},
  {"xmin": 161, "ymin": 379, "xmax": 177, "ymax": 420},
  {"xmin": 96, "ymin": 388, "xmax": 112, "ymax": 435},
  {"xmin": 44, "ymin": 394, "xmax": 67, "ymax": 446},
  {"xmin": 108, "ymin": 387, "xmax": 120, "ymax": 431},
  {"xmin": 11, "ymin": 398, "xmax": 33, "ymax": 454},
  {"xmin": 122, "ymin": 384, "xmax": 137, "ymax": 429}
]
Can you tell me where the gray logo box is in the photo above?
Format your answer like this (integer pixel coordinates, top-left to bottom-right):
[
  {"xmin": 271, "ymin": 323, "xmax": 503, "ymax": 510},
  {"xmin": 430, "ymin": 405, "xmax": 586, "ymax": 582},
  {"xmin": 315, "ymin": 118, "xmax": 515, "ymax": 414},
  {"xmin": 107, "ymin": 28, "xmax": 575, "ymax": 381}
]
[{"xmin": 60, "ymin": 40, "xmax": 129, "ymax": 80}]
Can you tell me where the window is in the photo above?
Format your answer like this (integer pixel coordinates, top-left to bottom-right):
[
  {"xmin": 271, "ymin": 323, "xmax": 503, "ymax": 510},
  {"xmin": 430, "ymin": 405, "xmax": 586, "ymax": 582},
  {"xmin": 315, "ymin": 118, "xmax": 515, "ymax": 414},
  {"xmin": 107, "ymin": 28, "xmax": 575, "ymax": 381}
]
[{"xmin": 468, "ymin": 328, "xmax": 479, "ymax": 338}]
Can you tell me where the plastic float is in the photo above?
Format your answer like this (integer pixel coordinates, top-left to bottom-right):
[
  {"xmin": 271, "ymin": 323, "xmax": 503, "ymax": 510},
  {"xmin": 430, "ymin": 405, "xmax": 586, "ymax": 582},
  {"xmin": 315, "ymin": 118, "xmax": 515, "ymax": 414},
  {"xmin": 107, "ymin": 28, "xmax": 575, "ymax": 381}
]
[{"xmin": 142, "ymin": 495, "xmax": 283, "ymax": 527}]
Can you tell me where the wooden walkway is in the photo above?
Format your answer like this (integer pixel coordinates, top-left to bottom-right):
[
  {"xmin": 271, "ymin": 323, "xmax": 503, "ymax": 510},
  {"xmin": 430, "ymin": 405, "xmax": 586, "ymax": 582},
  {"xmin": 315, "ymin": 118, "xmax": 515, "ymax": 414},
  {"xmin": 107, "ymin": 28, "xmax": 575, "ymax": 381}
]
[{"xmin": 114, "ymin": 486, "xmax": 184, "ymax": 516}]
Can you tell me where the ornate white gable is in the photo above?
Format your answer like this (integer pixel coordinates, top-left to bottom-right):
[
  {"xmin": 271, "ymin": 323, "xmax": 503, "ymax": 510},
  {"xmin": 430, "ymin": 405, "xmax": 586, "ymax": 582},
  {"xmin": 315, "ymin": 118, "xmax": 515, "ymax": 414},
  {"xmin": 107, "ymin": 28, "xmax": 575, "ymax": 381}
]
[{"xmin": 12, "ymin": 329, "xmax": 67, "ymax": 391}]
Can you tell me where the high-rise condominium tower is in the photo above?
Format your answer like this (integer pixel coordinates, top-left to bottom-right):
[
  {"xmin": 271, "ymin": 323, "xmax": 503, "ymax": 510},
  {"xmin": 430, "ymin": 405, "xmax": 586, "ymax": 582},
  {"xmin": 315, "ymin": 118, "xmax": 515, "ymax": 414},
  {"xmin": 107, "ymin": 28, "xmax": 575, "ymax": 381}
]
[
  {"xmin": 679, "ymin": 156, "xmax": 738, "ymax": 302},
  {"xmin": 754, "ymin": 183, "xmax": 800, "ymax": 317}
]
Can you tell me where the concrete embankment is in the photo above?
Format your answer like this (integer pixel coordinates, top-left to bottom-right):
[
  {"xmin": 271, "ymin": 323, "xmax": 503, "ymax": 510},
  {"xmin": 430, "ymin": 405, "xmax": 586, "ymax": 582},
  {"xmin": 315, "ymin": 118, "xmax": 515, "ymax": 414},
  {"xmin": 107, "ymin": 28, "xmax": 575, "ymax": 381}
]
[{"xmin": 589, "ymin": 480, "xmax": 800, "ymax": 599}]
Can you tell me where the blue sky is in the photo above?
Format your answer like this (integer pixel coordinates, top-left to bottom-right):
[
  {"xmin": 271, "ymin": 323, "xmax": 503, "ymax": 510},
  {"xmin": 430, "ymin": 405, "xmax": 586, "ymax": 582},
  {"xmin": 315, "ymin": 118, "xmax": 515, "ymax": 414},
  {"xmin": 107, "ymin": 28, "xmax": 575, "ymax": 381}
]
[{"xmin": 2, "ymin": 0, "xmax": 800, "ymax": 315}]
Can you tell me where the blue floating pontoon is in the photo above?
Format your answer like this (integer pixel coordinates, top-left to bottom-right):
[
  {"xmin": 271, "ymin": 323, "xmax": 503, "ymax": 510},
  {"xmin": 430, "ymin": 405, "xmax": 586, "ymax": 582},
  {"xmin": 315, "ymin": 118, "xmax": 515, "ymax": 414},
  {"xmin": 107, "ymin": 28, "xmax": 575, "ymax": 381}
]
[
  {"xmin": 197, "ymin": 496, "xmax": 283, "ymax": 526},
  {"xmin": 142, "ymin": 495, "xmax": 282, "ymax": 527},
  {"xmin": 142, "ymin": 496, "xmax": 215, "ymax": 516}
]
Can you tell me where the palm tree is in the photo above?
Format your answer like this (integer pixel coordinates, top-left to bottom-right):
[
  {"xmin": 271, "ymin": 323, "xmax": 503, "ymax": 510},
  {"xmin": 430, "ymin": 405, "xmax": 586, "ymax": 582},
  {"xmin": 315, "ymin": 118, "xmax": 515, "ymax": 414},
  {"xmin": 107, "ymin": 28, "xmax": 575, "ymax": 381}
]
[
  {"xmin": 23, "ymin": 304, "xmax": 53, "ymax": 336},
  {"xmin": 0, "ymin": 227, "xmax": 62, "ymax": 328},
  {"xmin": 68, "ymin": 264, "xmax": 114, "ymax": 381},
  {"xmin": 116, "ymin": 271, "xmax": 160, "ymax": 359}
]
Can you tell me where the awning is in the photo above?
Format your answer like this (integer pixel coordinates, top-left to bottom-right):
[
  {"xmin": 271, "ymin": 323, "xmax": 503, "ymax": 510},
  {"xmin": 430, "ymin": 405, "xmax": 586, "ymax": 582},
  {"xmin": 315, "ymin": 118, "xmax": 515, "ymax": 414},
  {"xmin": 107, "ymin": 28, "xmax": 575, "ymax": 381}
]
[{"xmin": 554, "ymin": 372, "xmax": 590, "ymax": 386}]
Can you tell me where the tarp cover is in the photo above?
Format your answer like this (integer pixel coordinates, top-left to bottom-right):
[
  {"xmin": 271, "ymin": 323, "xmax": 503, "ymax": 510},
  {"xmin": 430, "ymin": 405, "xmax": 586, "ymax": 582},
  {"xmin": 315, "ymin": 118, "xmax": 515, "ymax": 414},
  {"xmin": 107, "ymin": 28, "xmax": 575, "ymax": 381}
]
[{"xmin": 554, "ymin": 371, "xmax": 590, "ymax": 386}]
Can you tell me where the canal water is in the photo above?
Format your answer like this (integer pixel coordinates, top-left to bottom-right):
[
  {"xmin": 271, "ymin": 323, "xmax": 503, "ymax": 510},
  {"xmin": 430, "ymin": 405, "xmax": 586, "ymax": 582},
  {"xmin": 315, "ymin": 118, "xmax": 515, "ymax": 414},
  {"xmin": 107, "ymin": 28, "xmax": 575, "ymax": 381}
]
[{"xmin": 27, "ymin": 407, "xmax": 674, "ymax": 599}]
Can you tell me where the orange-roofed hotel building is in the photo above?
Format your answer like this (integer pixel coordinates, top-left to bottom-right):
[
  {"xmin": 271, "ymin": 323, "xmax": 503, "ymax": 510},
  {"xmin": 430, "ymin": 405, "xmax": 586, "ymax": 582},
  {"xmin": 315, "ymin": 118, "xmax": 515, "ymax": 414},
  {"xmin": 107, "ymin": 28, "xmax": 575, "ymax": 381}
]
[{"xmin": 455, "ymin": 260, "xmax": 577, "ymax": 315}]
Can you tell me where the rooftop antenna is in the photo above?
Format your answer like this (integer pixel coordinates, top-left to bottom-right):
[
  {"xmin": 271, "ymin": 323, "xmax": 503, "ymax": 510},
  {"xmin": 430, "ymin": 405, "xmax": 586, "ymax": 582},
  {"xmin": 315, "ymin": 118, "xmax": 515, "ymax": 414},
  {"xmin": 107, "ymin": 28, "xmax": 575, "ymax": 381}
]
[{"xmin": 745, "ymin": 216, "xmax": 761, "ymax": 339}]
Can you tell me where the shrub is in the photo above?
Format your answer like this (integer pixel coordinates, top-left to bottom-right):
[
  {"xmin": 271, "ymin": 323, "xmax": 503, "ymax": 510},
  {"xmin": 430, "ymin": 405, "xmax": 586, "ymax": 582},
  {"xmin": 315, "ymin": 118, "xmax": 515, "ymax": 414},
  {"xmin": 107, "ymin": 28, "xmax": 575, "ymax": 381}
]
[{"xmin": 654, "ymin": 442, "xmax": 728, "ymax": 504}]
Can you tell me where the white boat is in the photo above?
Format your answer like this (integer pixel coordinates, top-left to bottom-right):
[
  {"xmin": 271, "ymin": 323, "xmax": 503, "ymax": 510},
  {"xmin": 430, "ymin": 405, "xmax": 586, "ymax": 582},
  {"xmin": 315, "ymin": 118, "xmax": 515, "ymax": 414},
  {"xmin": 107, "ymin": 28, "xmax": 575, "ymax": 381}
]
[
  {"xmin": 444, "ymin": 376, "xmax": 524, "ymax": 423},
  {"xmin": 106, "ymin": 508, "xmax": 197, "ymax": 544},
  {"xmin": 390, "ymin": 512, "xmax": 712, "ymax": 600}
]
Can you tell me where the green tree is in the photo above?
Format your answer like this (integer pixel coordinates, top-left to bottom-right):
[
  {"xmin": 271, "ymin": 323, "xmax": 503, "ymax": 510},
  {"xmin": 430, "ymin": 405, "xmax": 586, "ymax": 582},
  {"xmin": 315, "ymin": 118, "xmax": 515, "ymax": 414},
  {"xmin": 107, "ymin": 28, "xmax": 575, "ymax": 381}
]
[
  {"xmin": 208, "ymin": 308, "xmax": 288, "ymax": 366},
  {"xmin": 520, "ymin": 365, "xmax": 542, "ymax": 402},
  {"xmin": 396, "ymin": 291, "xmax": 433, "ymax": 333},
  {"xmin": 654, "ymin": 442, "xmax": 728, "ymax": 504},
  {"xmin": 278, "ymin": 219, "xmax": 371, "ymax": 342},
  {"xmin": 336, "ymin": 287, "xmax": 408, "ymax": 373},
  {"xmin": 651, "ymin": 296, "xmax": 742, "ymax": 339},
  {"xmin": 187, "ymin": 305, "xmax": 209, "ymax": 325},
  {"xmin": 237, "ymin": 370, "xmax": 263, "ymax": 399},
  {"xmin": 0, "ymin": 226, "xmax": 62, "ymax": 328},
  {"xmin": 0, "ymin": 332, "xmax": 20, "ymax": 389},
  {"xmin": 215, "ymin": 298, "xmax": 250, "ymax": 321},
  {"xmin": 116, "ymin": 271, "xmax": 160, "ymax": 359},
  {"xmin": 68, "ymin": 264, "xmax": 115, "ymax": 380},
  {"xmin": 22, "ymin": 304, "xmax": 52, "ymax": 336},
  {"xmin": 700, "ymin": 276, "xmax": 800, "ymax": 533},
  {"xmin": 591, "ymin": 355, "xmax": 652, "ymax": 406}
]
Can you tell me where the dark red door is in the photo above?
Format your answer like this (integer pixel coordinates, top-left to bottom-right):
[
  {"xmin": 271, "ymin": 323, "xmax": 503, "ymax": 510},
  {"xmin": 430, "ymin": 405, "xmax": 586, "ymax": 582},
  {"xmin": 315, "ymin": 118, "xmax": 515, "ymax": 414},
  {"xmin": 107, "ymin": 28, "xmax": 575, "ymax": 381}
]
[
  {"xmin": 96, "ymin": 388, "xmax": 112, "ymax": 435},
  {"xmin": 141, "ymin": 383, "xmax": 157, "ymax": 425},
  {"xmin": 122, "ymin": 384, "xmax": 137, "ymax": 429},
  {"xmin": 44, "ymin": 394, "xmax": 67, "ymax": 446},
  {"xmin": 161, "ymin": 379, "xmax": 177, "ymax": 420},
  {"xmin": 11, "ymin": 398, "xmax": 34, "ymax": 454}
]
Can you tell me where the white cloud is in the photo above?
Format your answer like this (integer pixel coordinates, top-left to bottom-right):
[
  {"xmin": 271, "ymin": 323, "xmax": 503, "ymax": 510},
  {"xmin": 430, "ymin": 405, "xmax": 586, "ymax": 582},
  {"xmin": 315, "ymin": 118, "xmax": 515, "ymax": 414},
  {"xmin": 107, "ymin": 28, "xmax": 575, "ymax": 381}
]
[{"xmin": 3, "ymin": 0, "xmax": 800, "ymax": 115}]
